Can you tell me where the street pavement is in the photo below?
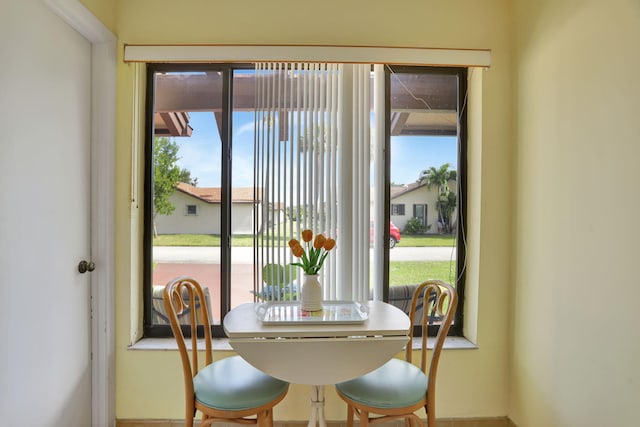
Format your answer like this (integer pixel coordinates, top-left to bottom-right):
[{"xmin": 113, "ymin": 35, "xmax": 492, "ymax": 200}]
[{"xmin": 153, "ymin": 245, "xmax": 456, "ymax": 264}]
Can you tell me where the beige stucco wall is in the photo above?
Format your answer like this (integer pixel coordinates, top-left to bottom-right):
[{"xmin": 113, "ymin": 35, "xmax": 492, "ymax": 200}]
[
  {"xmin": 391, "ymin": 186, "xmax": 441, "ymax": 232},
  {"xmin": 391, "ymin": 182, "xmax": 458, "ymax": 233},
  {"xmin": 155, "ymin": 192, "xmax": 258, "ymax": 235},
  {"xmin": 155, "ymin": 192, "xmax": 256, "ymax": 235},
  {"xmin": 510, "ymin": 0, "xmax": 640, "ymax": 426},
  {"xmin": 155, "ymin": 191, "xmax": 222, "ymax": 235},
  {"xmin": 114, "ymin": 0, "xmax": 513, "ymax": 422}
]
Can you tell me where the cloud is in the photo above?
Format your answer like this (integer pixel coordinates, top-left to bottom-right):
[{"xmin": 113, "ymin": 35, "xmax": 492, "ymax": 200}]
[{"xmin": 234, "ymin": 121, "xmax": 255, "ymax": 138}]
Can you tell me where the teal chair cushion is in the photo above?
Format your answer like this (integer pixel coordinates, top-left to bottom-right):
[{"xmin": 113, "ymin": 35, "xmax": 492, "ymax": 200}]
[
  {"xmin": 335, "ymin": 358, "xmax": 427, "ymax": 409},
  {"xmin": 194, "ymin": 356, "xmax": 289, "ymax": 411}
]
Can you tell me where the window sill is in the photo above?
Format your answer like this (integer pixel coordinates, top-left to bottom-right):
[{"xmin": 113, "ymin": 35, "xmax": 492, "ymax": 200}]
[
  {"xmin": 129, "ymin": 336, "xmax": 477, "ymax": 352},
  {"xmin": 129, "ymin": 337, "xmax": 233, "ymax": 351}
]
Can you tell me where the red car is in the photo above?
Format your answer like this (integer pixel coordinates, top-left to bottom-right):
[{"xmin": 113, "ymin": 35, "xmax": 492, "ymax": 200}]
[
  {"xmin": 370, "ymin": 222, "xmax": 401, "ymax": 249},
  {"xmin": 389, "ymin": 222, "xmax": 401, "ymax": 249}
]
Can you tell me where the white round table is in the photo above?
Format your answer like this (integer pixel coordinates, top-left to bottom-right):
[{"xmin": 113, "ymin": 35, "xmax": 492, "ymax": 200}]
[{"xmin": 224, "ymin": 301, "xmax": 410, "ymax": 427}]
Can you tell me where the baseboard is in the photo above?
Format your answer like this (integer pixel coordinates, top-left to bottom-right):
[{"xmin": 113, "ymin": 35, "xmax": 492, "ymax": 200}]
[{"xmin": 116, "ymin": 417, "xmax": 515, "ymax": 427}]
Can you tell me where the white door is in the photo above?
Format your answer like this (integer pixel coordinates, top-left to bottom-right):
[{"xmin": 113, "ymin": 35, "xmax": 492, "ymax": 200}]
[{"xmin": 0, "ymin": 1, "xmax": 93, "ymax": 425}]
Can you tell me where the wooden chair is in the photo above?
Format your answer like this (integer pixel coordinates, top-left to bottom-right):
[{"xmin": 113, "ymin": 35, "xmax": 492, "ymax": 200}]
[
  {"xmin": 335, "ymin": 280, "xmax": 458, "ymax": 427},
  {"xmin": 163, "ymin": 277, "xmax": 289, "ymax": 427}
]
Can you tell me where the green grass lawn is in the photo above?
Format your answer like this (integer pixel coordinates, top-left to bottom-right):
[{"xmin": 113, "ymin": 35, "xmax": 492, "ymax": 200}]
[
  {"xmin": 396, "ymin": 234, "xmax": 455, "ymax": 247},
  {"xmin": 389, "ymin": 261, "xmax": 458, "ymax": 286},
  {"xmin": 153, "ymin": 233, "xmax": 455, "ymax": 248}
]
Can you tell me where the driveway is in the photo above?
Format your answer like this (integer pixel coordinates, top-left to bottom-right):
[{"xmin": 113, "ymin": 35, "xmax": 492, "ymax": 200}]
[
  {"xmin": 152, "ymin": 245, "xmax": 457, "ymax": 320},
  {"xmin": 152, "ymin": 246, "xmax": 456, "ymax": 264}
]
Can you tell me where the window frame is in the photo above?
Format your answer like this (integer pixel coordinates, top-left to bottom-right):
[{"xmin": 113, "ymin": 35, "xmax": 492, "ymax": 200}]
[
  {"xmin": 391, "ymin": 203, "xmax": 405, "ymax": 216},
  {"xmin": 185, "ymin": 204, "xmax": 198, "ymax": 216},
  {"xmin": 142, "ymin": 63, "xmax": 467, "ymax": 338},
  {"xmin": 413, "ymin": 203, "xmax": 428, "ymax": 226},
  {"xmin": 386, "ymin": 65, "xmax": 467, "ymax": 337},
  {"xmin": 143, "ymin": 63, "xmax": 246, "ymax": 338}
]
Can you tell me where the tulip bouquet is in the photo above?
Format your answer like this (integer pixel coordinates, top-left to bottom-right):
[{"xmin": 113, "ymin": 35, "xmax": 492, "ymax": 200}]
[{"xmin": 288, "ymin": 229, "xmax": 336, "ymax": 275}]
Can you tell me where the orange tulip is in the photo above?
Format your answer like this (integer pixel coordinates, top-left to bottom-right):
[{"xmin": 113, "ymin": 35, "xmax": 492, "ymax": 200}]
[
  {"xmin": 292, "ymin": 245, "xmax": 304, "ymax": 258},
  {"xmin": 301, "ymin": 229, "xmax": 313, "ymax": 243},
  {"xmin": 323, "ymin": 238, "xmax": 336, "ymax": 251},
  {"xmin": 288, "ymin": 238, "xmax": 300, "ymax": 249},
  {"xmin": 288, "ymin": 239, "xmax": 305, "ymax": 258},
  {"xmin": 289, "ymin": 230, "xmax": 337, "ymax": 275},
  {"xmin": 313, "ymin": 234, "xmax": 326, "ymax": 249}
]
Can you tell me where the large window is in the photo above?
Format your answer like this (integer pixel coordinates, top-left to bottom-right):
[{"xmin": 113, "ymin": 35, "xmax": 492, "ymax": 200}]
[{"xmin": 143, "ymin": 63, "xmax": 466, "ymax": 337}]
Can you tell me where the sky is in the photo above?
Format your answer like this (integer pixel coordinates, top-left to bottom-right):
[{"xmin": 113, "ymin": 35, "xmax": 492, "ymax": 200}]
[
  {"xmin": 174, "ymin": 111, "xmax": 458, "ymax": 188},
  {"xmin": 390, "ymin": 136, "xmax": 457, "ymax": 185}
]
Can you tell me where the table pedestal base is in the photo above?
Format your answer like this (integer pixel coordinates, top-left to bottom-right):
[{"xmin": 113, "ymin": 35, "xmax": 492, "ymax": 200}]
[{"xmin": 307, "ymin": 385, "xmax": 327, "ymax": 427}]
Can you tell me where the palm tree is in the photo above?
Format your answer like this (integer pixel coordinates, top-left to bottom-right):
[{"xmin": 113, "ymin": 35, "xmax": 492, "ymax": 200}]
[
  {"xmin": 418, "ymin": 163, "xmax": 456, "ymax": 233},
  {"xmin": 439, "ymin": 191, "xmax": 457, "ymax": 233}
]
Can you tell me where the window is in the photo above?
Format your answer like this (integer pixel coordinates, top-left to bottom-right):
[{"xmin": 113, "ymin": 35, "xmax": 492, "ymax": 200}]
[
  {"xmin": 391, "ymin": 204, "xmax": 405, "ymax": 216},
  {"xmin": 413, "ymin": 204, "xmax": 428, "ymax": 226},
  {"xmin": 143, "ymin": 63, "xmax": 466, "ymax": 337},
  {"xmin": 186, "ymin": 204, "xmax": 197, "ymax": 216}
]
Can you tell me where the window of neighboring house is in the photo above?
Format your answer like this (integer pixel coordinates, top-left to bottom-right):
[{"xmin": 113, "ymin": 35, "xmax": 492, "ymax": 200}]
[
  {"xmin": 143, "ymin": 63, "xmax": 466, "ymax": 338},
  {"xmin": 391, "ymin": 204, "xmax": 405, "ymax": 216},
  {"xmin": 413, "ymin": 204, "xmax": 428, "ymax": 226},
  {"xmin": 186, "ymin": 204, "xmax": 197, "ymax": 216}
]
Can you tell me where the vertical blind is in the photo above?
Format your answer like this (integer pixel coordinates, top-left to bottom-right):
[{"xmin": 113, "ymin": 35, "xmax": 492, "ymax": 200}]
[{"xmin": 254, "ymin": 62, "xmax": 379, "ymax": 302}]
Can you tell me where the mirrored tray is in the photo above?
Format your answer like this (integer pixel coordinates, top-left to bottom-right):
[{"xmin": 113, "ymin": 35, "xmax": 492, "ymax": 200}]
[{"xmin": 256, "ymin": 301, "xmax": 369, "ymax": 325}]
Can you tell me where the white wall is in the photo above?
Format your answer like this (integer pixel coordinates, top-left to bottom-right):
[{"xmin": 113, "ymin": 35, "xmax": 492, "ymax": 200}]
[
  {"xmin": 510, "ymin": 0, "xmax": 640, "ymax": 426},
  {"xmin": 155, "ymin": 191, "xmax": 257, "ymax": 235},
  {"xmin": 155, "ymin": 191, "xmax": 222, "ymax": 234}
]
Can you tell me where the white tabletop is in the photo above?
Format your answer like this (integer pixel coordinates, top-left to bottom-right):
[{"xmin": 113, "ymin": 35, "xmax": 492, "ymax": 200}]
[
  {"xmin": 223, "ymin": 301, "xmax": 410, "ymax": 385},
  {"xmin": 224, "ymin": 300, "xmax": 409, "ymax": 338}
]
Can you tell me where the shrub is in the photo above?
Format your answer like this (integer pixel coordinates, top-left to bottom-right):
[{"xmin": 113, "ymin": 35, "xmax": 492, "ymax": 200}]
[{"xmin": 404, "ymin": 217, "xmax": 429, "ymax": 235}]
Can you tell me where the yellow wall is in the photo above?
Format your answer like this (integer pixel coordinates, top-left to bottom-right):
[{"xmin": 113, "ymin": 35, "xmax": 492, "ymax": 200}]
[
  {"xmin": 113, "ymin": 0, "xmax": 514, "ymax": 421},
  {"xmin": 510, "ymin": 0, "xmax": 640, "ymax": 426},
  {"xmin": 80, "ymin": 0, "xmax": 116, "ymax": 33}
]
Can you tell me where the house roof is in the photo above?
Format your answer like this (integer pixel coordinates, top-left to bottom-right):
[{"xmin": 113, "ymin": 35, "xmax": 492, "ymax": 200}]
[
  {"xmin": 390, "ymin": 179, "xmax": 457, "ymax": 200},
  {"xmin": 390, "ymin": 182, "xmax": 425, "ymax": 199},
  {"xmin": 176, "ymin": 182, "xmax": 259, "ymax": 204}
]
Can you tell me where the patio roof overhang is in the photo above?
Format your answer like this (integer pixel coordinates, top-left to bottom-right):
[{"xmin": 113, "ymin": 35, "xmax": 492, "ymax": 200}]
[
  {"xmin": 154, "ymin": 111, "xmax": 193, "ymax": 137},
  {"xmin": 154, "ymin": 71, "xmax": 459, "ymax": 138}
]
